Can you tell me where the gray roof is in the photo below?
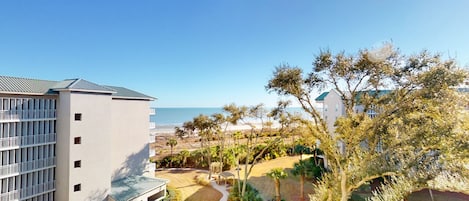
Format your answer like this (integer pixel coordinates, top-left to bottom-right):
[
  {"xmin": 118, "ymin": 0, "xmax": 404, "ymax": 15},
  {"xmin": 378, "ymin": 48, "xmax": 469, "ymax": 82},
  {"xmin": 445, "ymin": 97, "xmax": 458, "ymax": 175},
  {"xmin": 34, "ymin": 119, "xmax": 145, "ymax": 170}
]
[
  {"xmin": 53, "ymin": 79, "xmax": 115, "ymax": 93},
  {"xmin": 106, "ymin": 86, "xmax": 155, "ymax": 100},
  {"xmin": 0, "ymin": 75, "xmax": 57, "ymax": 95},
  {"xmin": 110, "ymin": 176, "xmax": 168, "ymax": 201},
  {"xmin": 0, "ymin": 75, "xmax": 154, "ymax": 100}
]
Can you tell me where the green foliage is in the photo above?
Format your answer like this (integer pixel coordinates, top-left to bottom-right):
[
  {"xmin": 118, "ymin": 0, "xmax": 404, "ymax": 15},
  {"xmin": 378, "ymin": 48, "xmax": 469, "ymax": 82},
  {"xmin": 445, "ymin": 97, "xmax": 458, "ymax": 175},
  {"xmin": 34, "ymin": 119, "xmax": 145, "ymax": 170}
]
[
  {"xmin": 349, "ymin": 193, "xmax": 366, "ymax": 201},
  {"xmin": 291, "ymin": 157, "xmax": 325, "ymax": 180},
  {"xmin": 266, "ymin": 44, "xmax": 469, "ymax": 200},
  {"xmin": 228, "ymin": 181, "xmax": 263, "ymax": 201},
  {"xmin": 267, "ymin": 168, "xmax": 288, "ymax": 179},
  {"xmin": 164, "ymin": 186, "xmax": 183, "ymax": 201}
]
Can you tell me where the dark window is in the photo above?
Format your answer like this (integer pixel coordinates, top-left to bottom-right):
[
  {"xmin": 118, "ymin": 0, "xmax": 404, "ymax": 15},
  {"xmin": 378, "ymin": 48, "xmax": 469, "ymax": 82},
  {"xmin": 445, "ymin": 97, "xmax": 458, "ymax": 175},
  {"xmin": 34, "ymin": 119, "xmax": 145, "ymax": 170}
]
[
  {"xmin": 74, "ymin": 137, "xmax": 81, "ymax": 144},
  {"xmin": 74, "ymin": 184, "xmax": 81, "ymax": 192},
  {"xmin": 74, "ymin": 160, "xmax": 81, "ymax": 168},
  {"xmin": 74, "ymin": 113, "xmax": 82, "ymax": 121}
]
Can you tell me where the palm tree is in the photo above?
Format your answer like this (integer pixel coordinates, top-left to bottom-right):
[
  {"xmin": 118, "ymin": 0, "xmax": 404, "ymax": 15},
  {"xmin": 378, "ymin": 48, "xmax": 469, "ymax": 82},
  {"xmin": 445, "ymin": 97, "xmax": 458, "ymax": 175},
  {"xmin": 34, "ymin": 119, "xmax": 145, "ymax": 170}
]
[
  {"xmin": 178, "ymin": 150, "xmax": 190, "ymax": 167},
  {"xmin": 291, "ymin": 160, "xmax": 308, "ymax": 201},
  {"xmin": 267, "ymin": 168, "xmax": 288, "ymax": 201},
  {"xmin": 166, "ymin": 138, "xmax": 177, "ymax": 167},
  {"xmin": 166, "ymin": 138, "xmax": 178, "ymax": 156}
]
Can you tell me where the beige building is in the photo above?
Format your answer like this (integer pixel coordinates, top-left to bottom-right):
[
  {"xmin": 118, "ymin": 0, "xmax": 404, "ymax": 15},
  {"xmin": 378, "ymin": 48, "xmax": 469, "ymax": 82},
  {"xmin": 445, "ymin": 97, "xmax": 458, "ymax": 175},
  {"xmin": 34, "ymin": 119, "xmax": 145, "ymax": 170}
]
[{"xmin": 0, "ymin": 76, "xmax": 166, "ymax": 201}]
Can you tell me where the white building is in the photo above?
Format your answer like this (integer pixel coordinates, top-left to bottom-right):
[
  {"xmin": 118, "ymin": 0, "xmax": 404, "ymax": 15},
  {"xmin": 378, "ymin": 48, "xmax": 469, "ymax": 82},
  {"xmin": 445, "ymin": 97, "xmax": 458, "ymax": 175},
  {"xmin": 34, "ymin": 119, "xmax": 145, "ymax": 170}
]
[
  {"xmin": 0, "ymin": 76, "xmax": 166, "ymax": 201},
  {"xmin": 315, "ymin": 89, "xmax": 391, "ymax": 133}
]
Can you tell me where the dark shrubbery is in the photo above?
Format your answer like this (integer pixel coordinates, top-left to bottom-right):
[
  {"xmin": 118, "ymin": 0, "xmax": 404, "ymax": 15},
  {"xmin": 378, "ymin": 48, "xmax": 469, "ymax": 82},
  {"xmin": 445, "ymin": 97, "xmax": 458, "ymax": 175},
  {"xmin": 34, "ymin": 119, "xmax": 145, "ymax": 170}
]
[{"xmin": 228, "ymin": 181, "xmax": 263, "ymax": 201}]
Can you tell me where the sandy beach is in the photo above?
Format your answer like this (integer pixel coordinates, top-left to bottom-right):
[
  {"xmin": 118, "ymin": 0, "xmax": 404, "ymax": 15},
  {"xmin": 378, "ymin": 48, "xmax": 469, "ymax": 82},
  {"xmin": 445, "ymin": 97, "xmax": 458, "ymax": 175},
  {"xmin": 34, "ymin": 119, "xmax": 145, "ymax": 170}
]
[{"xmin": 151, "ymin": 122, "xmax": 281, "ymax": 135}]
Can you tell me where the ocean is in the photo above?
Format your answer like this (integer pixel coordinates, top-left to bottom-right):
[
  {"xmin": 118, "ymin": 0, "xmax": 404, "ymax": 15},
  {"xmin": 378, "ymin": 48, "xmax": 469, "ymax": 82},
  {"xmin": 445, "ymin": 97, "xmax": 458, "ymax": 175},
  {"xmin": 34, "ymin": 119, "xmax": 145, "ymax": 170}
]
[{"xmin": 150, "ymin": 107, "xmax": 307, "ymax": 133}]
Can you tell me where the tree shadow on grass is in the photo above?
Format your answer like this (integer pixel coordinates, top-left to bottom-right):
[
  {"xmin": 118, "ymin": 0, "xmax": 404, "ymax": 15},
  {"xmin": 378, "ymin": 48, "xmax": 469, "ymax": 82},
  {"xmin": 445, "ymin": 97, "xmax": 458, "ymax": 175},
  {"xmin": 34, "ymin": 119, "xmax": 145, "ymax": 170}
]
[
  {"xmin": 407, "ymin": 189, "xmax": 469, "ymax": 201},
  {"xmin": 185, "ymin": 186, "xmax": 222, "ymax": 201}
]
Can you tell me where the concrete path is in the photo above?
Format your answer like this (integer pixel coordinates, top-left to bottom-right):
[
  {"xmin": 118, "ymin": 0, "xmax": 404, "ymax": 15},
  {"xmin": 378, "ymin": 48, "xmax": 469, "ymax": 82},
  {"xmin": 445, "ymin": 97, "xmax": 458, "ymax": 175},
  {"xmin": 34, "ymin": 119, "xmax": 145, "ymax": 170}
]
[{"xmin": 210, "ymin": 180, "xmax": 229, "ymax": 201}]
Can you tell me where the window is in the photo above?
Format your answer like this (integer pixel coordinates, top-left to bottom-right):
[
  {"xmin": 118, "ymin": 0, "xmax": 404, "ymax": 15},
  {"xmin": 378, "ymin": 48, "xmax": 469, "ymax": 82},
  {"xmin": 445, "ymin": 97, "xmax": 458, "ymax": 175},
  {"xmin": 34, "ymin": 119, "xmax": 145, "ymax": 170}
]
[
  {"xmin": 74, "ymin": 113, "xmax": 82, "ymax": 121},
  {"xmin": 74, "ymin": 184, "xmax": 81, "ymax": 192},
  {"xmin": 74, "ymin": 160, "xmax": 81, "ymax": 168},
  {"xmin": 74, "ymin": 137, "xmax": 81, "ymax": 144}
]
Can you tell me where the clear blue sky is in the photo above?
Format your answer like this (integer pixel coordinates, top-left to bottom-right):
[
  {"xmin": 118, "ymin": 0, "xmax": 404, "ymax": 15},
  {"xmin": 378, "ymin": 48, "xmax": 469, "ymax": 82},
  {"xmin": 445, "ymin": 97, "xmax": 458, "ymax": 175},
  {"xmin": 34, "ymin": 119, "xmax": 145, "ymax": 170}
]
[{"xmin": 1, "ymin": 1, "xmax": 468, "ymax": 107}]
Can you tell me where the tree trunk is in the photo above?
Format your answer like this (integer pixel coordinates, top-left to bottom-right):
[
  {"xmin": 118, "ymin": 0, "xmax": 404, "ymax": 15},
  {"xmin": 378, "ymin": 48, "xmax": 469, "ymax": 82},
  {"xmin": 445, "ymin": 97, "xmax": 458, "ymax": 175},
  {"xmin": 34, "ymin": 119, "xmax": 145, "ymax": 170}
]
[
  {"xmin": 300, "ymin": 175, "xmax": 305, "ymax": 201},
  {"xmin": 340, "ymin": 170, "xmax": 348, "ymax": 201},
  {"xmin": 275, "ymin": 179, "xmax": 281, "ymax": 201}
]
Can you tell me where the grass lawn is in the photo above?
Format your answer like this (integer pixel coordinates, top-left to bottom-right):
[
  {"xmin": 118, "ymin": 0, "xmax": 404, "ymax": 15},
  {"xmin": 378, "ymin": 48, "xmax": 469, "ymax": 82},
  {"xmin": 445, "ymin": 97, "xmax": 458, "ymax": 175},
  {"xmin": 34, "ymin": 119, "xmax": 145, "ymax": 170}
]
[
  {"xmin": 156, "ymin": 169, "xmax": 222, "ymax": 201},
  {"xmin": 231, "ymin": 155, "xmax": 315, "ymax": 201}
]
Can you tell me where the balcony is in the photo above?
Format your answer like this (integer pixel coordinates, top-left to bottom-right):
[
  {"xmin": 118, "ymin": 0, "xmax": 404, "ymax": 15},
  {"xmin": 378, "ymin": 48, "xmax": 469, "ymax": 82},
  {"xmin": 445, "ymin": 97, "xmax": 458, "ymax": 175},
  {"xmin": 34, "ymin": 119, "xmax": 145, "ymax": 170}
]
[
  {"xmin": 19, "ymin": 181, "xmax": 56, "ymax": 200},
  {"xmin": 0, "ymin": 110, "xmax": 57, "ymax": 122},
  {"xmin": 149, "ymin": 149, "xmax": 156, "ymax": 157},
  {"xmin": 0, "ymin": 190, "xmax": 19, "ymax": 201},
  {"xmin": 149, "ymin": 108, "xmax": 156, "ymax": 115},
  {"xmin": 0, "ymin": 133, "xmax": 57, "ymax": 151},
  {"xmin": 0, "ymin": 157, "xmax": 56, "ymax": 178},
  {"xmin": 149, "ymin": 122, "xmax": 156, "ymax": 130},
  {"xmin": 149, "ymin": 135, "xmax": 156, "ymax": 143}
]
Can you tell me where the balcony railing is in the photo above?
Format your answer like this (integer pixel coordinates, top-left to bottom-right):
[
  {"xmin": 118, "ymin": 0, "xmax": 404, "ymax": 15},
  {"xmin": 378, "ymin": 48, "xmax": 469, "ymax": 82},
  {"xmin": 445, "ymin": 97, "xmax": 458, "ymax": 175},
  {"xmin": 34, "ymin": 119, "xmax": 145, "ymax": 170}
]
[
  {"xmin": 0, "ymin": 157, "xmax": 56, "ymax": 177},
  {"xmin": 149, "ymin": 149, "xmax": 156, "ymax": 157},
  {"xmin": 149, "ymin": 135, "xmax": 156, "ymax": 143},
  {"xmin": 0, "ymin": 109, "xmax": 57, "ymax": 121},
  {"xmin": 149, "ymin": 108, "xmax": 156, "ymax": 115},
  {"xmin": 0, "ymin": 133, "xmax": 56, "ymax": 150},
  {"xmin": 0, "ymin": 189, "xmax": 19, "ymax": 201},
  {"xmin": 149, "ymin": 122, "xmax": 156, "ymax": 129},
  {"xmin": 19, "ymin": 181, "xmax": 55, "ymax": 200}
]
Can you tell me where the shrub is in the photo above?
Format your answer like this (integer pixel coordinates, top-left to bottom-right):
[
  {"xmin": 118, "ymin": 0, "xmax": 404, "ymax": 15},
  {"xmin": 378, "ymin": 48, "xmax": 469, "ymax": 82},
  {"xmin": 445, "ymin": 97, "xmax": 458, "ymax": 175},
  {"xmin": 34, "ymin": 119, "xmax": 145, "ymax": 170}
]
[
  {"xmin": 164, "ymin": 186, "xmax": 182, "ymax": 201},
  {"xmin": 228, "ymin": 181, "xmax": 262, "ymax": 201},
  {"xmin": 194, "ymin": 174, "xmax": 211, "ymax": 186}
]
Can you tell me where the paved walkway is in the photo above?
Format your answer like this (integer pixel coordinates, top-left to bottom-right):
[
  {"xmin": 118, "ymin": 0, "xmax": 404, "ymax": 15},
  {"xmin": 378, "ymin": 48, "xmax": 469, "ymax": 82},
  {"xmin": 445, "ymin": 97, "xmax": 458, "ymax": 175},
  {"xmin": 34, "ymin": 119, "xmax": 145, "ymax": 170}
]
[{"xmin": 210, "ymin": 180, "xmax": 229, "ymax": 201}]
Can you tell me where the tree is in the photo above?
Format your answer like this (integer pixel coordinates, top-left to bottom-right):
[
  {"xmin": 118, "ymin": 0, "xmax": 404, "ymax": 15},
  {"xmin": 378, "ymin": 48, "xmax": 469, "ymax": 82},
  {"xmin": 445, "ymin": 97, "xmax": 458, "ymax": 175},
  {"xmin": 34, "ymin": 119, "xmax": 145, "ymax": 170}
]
[
  {"xmin": 166, "ymin": 138, "xmax": 177, "ymax": 156},
  {"xmin": 192, "ymin": 114, "xmax": 217, "ymax": 179},
  {"xmin": 166, "ymin": 138, "xmax": 178, "ymax": 167},
  {"xmin": 178, "ymin": 150, "xmax": 190, "ymax": 167},
  {"xmin": 223, "ymin": 103, "xmax": 282, "ymax": 200},
  {"xmin": 267, "ymin": 168, "xmax": 288, "ymax": 201},
  {"xmin": 174, "ymin": 126, "xmax": 186, "ymax": 140},
  {"xmin": 291, "ymin": 160, "xmax": 308, "ymax": 201},
  {"xmin": 266, "ymin": 44, "xmax": 469, "ymax": 200},
  {"xmin": 291, "ymin": 158, "xmax": 324, "ymax": 201}
]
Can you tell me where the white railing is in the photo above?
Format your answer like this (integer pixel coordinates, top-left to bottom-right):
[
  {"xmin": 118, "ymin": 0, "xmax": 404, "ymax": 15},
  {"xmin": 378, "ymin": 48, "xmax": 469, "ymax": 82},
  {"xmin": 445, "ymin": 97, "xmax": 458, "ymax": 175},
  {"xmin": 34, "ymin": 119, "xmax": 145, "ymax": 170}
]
[
  {"xmin": 0, "ymin": 190, "xmax": 19, "ymax": 201},
  {"xmin": 0, "ymin": 157, "xmax": 56, "ymax": 177},
  {"xmin": 149, "ymin": 149, "xmax": 156, "ymax": 157},
  {"xmin": 20, "ymin": 157, "xmax": 56, "ymax": 172},
  {"xmin": 149, "ymin": 108, "xmax": 156, "ymax": 115},
  {"xmin": 19, "ymin": 181, "xmax": 55, "ymax": 200},
  {"xmin": 0, "ymin": 133, "xmax": 56, "ymax": 149},
  {"xmin": 0, "ymin": 163, "xmax": 19, "ymax": 176},
  {"xmin": 149, "ymin": 135, "xmax": 156, "ymax": 143},
  {"xmin": 148, "ymin": 162, "xmax": 156, "ymax": 172},
  {"xmin": 149, "ymin": 122, "xmax": 156, "ymax": 129},
  {"xmin": 0, "ymin": 109, "xmax": 56, "ymax": 121}
]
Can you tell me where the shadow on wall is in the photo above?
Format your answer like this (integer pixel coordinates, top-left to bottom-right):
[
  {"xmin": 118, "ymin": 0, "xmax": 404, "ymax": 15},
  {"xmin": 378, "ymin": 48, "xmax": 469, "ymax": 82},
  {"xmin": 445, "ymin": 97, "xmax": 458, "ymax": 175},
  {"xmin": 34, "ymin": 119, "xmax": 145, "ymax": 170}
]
[
  {"xmin": 111, "ymin": 144, "xmax": 150, "ymax": 181},
  {"xmin": 85, "ymin": 189, "xmax": 109, "ymax": 201}
]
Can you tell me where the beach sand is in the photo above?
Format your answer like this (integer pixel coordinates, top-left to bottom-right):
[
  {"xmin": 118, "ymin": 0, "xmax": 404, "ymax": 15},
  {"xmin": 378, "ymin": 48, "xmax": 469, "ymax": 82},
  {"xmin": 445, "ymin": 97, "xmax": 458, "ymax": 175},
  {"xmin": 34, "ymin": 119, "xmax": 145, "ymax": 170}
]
[{"xmin": 151, "ymin": 122, "xmax": 281, "ymax": 135}]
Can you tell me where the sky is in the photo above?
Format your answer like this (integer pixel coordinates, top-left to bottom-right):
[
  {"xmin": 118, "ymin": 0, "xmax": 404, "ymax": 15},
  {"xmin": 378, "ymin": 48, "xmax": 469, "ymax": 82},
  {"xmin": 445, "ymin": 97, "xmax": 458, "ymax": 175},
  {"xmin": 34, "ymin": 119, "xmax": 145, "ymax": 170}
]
[{"xmin": 1, "ymin": 1, "xmax": 469, "ymax": 107}]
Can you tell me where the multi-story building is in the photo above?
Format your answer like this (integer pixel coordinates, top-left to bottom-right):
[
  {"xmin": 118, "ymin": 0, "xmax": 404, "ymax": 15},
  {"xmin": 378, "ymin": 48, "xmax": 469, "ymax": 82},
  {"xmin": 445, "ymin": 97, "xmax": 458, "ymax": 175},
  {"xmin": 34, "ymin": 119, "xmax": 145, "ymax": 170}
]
[
  {"xmin": 315, "ymin": 89, "xmax": 391, "ymax": 133},
  {"xmin": 0, "ymin": 76, "xmax": 166, "ymax": 201}
]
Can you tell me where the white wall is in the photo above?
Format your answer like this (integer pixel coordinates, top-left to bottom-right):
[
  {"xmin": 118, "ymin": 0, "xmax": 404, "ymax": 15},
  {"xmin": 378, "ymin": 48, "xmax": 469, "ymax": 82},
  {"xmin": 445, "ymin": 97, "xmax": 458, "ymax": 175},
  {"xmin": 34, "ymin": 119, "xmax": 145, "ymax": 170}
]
[
  {"xmin": 323, "ymin": 90, "xmax": 345, "ymax": 134},
  {"xmin": 110, "ymin": 99, "xmax": 150, "ymax": 181},
  {"xmin": 56, "ymin": 91, "xmax": 113, "ymax": 201}
]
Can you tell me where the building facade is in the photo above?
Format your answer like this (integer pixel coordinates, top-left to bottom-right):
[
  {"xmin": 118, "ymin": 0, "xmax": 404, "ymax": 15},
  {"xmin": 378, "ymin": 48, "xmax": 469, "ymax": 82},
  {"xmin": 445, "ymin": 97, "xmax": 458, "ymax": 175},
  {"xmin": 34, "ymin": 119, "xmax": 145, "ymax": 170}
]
[{"xmin": 0, "ymin": 76, "xmax": 165, "ymax": 201}]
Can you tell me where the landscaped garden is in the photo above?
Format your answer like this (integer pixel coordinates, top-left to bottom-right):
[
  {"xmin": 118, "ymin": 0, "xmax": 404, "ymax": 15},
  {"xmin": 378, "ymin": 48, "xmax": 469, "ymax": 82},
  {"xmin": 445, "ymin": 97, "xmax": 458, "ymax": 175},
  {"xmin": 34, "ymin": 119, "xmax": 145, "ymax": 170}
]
[{"xmin": 152, "ymin": 46, "xmax": 469, "ymax": 201}]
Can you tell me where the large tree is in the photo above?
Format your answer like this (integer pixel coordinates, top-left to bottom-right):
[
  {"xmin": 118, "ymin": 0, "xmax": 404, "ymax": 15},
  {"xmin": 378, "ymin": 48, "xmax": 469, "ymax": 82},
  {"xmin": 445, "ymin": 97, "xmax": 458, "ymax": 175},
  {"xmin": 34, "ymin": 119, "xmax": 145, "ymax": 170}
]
[{"xmin": 266, "ymin": 44, "xmax": 469, "ymax": 200}]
